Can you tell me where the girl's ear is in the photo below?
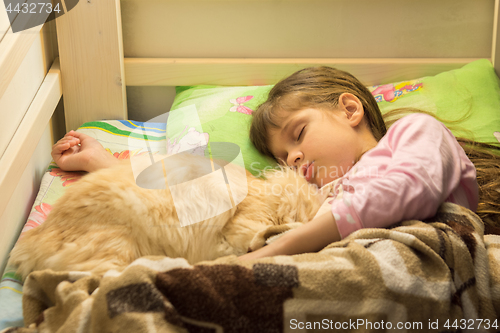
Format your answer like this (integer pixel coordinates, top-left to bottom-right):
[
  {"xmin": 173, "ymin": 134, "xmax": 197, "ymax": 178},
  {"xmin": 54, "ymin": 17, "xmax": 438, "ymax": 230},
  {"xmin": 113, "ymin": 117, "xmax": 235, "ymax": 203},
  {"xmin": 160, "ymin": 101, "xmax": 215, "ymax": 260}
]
[{"xmin": 338, "ymin": 93, "xmax": 364, "ymax": 127}]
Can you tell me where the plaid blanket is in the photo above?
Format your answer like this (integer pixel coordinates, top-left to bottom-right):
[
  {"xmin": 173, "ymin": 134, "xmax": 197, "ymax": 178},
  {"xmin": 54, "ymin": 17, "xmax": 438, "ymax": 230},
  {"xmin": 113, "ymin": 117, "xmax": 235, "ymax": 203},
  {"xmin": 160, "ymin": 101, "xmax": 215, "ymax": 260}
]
[{"xmin": 2, "ymin": 203, "xmax": 500, "ymax": 333}]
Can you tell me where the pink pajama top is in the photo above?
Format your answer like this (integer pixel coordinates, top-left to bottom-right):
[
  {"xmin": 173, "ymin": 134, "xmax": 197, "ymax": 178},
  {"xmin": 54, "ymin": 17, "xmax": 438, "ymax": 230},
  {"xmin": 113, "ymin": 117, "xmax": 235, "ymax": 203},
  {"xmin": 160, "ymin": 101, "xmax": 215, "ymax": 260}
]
[{"xmin": 314, "ymin": 113, "xmax": 479, "ymax": 239}]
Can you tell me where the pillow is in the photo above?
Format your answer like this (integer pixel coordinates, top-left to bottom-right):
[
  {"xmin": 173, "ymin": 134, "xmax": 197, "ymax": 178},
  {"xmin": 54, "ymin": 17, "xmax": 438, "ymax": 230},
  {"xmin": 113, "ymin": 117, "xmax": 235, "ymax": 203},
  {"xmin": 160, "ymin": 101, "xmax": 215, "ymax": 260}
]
[
  {"xmin": 369, "ymin": 59, "xmax": 500, "ymax": 144},
  {"xmin": 171, "ymin": 59, "xmax": 500, "ymax": 174},
  {"xmin": 171, "ymin": 85, "xmax": 276, "ymax": 175}
]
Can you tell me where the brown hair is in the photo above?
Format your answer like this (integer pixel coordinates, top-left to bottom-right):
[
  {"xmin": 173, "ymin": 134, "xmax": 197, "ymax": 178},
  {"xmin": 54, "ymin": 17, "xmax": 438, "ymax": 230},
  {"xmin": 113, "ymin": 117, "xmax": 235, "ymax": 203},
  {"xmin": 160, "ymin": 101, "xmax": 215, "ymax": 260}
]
[
  {"xmin": 249, "ymin": 66, "xmax": 500, "ymax": 233},
  {"xmin": 250, "ymin": 67, "xmax": 387, "ymax": 159}
]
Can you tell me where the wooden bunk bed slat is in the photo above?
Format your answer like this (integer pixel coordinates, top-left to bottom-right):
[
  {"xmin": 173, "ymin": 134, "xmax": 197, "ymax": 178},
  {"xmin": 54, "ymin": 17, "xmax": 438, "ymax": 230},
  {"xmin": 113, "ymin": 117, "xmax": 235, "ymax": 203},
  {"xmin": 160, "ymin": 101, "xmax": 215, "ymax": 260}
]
[
  {"xmin": 493, "ymin": 0, "xmax": 500, "ymax": 76},
  {"xmin": 124, "ymin": 57, "xmax": 484, "ymax": 87},
  {"xmin": 0, "ymin": 26, "xmax": 42, "ymax": 102},
  {"xmin": 0, "ymin": 57, "xmax": 61, "ymax": 272},
  {"xmin": 56, "ymin": 0, "xmax": 127, "ymax": 131}
]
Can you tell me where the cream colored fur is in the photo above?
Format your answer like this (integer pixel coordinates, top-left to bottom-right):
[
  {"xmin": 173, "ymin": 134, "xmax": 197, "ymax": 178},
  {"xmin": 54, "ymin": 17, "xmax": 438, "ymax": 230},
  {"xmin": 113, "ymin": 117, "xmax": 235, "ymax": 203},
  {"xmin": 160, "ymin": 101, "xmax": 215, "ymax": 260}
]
[{"xmin": 9, "ymin": 153, "xmax": 322, "ymax": 279}]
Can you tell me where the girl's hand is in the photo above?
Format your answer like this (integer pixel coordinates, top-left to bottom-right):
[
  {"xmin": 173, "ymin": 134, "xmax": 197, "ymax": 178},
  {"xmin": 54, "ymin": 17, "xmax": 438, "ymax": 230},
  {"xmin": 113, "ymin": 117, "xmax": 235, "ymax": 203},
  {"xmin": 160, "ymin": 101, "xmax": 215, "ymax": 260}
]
[
  {"xmin": 51, "ymin": 131, "xmax": 119, "ymax": 172},
  {"xmin": 238, "ymin": 252, "xmax": 257, "ymax": 261},
  {"xmin": 238, "ymin": 211, "xmax": 341, "ymax": 261},
  {"xmin": 238, "ymin": 246, "xmax": 277, "ymax": 261}
]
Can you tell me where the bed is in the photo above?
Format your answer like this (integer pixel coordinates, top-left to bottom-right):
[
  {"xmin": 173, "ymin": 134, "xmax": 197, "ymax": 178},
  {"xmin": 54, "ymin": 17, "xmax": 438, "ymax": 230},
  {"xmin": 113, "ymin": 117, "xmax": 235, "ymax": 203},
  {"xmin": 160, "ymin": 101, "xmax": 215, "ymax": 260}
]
[{"xmin": 1, "ymin": 0, "xmax": 500, "ymax": 331}]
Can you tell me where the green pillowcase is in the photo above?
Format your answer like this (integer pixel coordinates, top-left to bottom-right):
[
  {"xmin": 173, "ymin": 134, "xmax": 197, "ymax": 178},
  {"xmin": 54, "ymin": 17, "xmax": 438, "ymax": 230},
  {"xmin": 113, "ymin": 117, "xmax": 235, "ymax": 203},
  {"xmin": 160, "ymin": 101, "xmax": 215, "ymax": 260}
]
[
  {"xmin": 171, "ymin": 59, "xmax": 500, "ymax": 175},
  {"xmin": 370, "ymin": 59, "xmax": 500, "ymax": 144},
  {"xmin": 171, "ymin": 85, "xmax": 276, "ymax": 175}
]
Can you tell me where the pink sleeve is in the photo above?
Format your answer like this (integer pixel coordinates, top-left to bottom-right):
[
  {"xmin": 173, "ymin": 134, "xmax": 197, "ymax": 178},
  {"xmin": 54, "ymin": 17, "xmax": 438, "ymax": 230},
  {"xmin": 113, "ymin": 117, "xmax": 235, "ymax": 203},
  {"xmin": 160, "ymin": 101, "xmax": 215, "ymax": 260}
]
[{"xmin": 333, "ymin": 113, "xmax": 478, "ymax": 239}]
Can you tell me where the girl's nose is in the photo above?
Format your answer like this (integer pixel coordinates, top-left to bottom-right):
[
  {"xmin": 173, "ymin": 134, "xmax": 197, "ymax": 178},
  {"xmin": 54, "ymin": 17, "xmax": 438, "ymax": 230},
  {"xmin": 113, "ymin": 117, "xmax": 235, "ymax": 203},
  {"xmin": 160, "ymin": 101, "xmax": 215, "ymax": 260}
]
[{"xmin": 287, "ymin": 150, "xmax": 303, "ymax": 167}]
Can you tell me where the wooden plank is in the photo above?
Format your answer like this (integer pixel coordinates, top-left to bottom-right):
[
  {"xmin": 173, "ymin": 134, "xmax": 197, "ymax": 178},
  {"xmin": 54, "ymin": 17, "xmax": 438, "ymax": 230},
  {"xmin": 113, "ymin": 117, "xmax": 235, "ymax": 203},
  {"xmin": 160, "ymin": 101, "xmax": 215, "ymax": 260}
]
[
  {"xmin": 0, "ymin": 34, "xmax": 46, "ymax": 160},
  {"xmin": 493, "ymin": 0, "xmax": 500, "ymax": 77},
  {"xmin": 56, "ymin": 0, "xmax": 127, "ymax": 131},
  {"xmin": 0, "ymin": 0, "xmax": 10, "ymax": 42},
  {"xmin": 0, "ymin": 23, "xmax": 41, "ymax": 101},
  {"xmin": 124, "ymin": 58, "xmax": 482, "ymax": 87},
  {"xmin": 0, "ymin": 57, "xmax": 62, "ymax": 220},
  {"xmin": 0, "ymin": 124, "xmax": 53, "ymax": 275},
  {"xmin": 121, "ymin": 0, "xmax": 493, "ymax": 60}
]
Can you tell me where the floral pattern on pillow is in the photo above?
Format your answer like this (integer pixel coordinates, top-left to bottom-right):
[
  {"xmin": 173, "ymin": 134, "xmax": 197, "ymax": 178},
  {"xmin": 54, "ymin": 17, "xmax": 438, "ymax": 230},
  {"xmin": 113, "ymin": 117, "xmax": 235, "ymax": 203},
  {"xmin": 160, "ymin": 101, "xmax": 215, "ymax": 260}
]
[
  {"xmin": 229, "ymin": 96, "xmax": 254, "ymax": 115},
  {"xmin": 167, "ymin": 127, "xmax": 209, "ymax": 156},
  {"xmin": 49, "ymin": 168, "xmax": 86, "ymax": 187},
  {"xmin": 371, "ymin": 81, "xmax": 423, "ymax": 103},
  {"xmin": 19, "ymin": 203, "xmax": 53, "ymax": 237}
]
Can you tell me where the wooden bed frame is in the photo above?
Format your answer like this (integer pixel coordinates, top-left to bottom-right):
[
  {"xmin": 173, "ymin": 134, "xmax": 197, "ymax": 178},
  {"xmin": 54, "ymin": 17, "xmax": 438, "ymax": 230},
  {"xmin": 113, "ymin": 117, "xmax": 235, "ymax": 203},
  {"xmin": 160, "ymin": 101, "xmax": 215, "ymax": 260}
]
[{"xmin": 1, "ymin": 0, "xmax": 500, "ymax": 274}]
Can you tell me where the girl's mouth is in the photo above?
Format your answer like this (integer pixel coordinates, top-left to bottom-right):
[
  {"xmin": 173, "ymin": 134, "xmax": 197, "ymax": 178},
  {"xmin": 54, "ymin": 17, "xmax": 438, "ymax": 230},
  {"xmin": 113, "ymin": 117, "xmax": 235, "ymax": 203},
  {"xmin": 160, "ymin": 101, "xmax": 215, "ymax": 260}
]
[{"xmin": 301, "ymin": 162, "xmax": 314, "ymax": 182}]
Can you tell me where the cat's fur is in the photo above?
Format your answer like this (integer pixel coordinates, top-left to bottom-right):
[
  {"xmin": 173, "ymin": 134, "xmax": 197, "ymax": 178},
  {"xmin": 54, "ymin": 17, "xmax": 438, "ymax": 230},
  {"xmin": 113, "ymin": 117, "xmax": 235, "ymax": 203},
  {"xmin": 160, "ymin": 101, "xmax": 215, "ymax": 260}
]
[{"xmin": 9, "ymin": 153, "xmax": 321, "ymax": 278}]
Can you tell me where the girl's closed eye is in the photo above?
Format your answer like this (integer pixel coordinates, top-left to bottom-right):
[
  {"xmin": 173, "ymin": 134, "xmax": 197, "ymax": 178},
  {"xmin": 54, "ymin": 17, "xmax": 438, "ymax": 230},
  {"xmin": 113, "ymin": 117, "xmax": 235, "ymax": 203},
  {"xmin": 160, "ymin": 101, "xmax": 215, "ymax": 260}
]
[{"xmin": 297, "ymin": 126, "xmax": 305, "ymax": 141}]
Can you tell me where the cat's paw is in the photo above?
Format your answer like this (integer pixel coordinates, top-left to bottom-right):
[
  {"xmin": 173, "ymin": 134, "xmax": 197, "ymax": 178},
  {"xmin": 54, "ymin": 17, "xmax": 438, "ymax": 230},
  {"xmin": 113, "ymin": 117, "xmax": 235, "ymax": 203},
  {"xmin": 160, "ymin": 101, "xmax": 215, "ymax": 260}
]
[{"xmin": 248, "ymin": 223, "xmax": 303, "ymax": 252}]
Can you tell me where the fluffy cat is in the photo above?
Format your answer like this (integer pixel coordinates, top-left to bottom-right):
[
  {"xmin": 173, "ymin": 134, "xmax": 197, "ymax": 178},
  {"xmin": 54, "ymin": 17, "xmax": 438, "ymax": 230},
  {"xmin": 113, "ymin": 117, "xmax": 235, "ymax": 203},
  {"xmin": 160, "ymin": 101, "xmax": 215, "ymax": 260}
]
[{"xmin": 9, "ymin": 153, "xmax": 322, "ymax": 279}]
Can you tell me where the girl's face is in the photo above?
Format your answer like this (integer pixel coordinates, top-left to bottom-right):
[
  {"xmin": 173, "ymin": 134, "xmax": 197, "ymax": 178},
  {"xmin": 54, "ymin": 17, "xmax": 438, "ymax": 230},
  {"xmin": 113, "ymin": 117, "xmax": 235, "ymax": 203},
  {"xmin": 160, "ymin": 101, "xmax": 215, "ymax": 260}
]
[{"xmin": 267, "ymin": 93, "xmax": 377, "ymax": 188}]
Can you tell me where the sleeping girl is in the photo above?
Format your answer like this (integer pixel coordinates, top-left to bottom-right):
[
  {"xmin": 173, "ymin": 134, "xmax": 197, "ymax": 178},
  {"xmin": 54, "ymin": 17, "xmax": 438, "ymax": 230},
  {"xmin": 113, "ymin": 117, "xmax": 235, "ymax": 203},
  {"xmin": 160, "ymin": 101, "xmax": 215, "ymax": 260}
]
[
  {"xmin": 240, "ymin": 66, "xmax": 500, "ymax": 260},
  {"xmin": 50, "ymin": 66, "xmax": 500, "ymax": 262}
]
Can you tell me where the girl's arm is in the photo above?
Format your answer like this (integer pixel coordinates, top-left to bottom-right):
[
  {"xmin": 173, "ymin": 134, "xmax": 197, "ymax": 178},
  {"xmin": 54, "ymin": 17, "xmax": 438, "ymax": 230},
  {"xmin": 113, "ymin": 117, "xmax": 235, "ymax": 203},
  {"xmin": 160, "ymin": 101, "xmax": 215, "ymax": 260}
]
[
  {"xmin": 52, "ymin": 131, "xmax": 119, "ymax": 172},
  {"xmin": 238, "ymin": 211, "xmax": 340, "ymax": 261},
  {"xmin": 332, "ymin": 113, "xmax": 478, "ymax": 239}
]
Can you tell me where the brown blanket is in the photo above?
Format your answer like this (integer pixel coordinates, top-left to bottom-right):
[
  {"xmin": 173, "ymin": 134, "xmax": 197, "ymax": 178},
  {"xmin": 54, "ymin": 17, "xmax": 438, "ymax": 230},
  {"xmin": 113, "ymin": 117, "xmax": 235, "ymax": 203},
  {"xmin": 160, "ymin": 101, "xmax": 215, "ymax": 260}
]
[{"xmin": 3, "ymin": 203, "xmax": 500, "ymax": 333}]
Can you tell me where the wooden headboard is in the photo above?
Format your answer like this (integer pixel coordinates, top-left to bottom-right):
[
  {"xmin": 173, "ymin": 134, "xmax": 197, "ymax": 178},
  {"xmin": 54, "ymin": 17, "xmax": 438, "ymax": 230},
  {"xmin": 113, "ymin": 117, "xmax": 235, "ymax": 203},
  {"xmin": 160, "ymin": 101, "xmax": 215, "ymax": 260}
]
[
  {"xmin": 1, "ymin": 0, "xmax": 500, "ymax": 273},
  {"xmin": 56, "ymin": 0, "xmax": 500, "ymax": 130}
]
